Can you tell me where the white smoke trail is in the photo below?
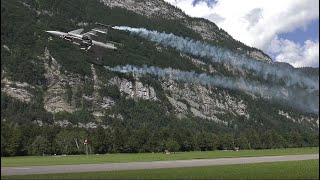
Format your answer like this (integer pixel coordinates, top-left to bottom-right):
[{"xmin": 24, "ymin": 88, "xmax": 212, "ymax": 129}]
[
  {"xmin": 105, "ymin": 65, "xmax": 319, "ymax": 114},
  {"xmin": 112, "ymin": 26, "xmax": 319, "ymax": 91}
]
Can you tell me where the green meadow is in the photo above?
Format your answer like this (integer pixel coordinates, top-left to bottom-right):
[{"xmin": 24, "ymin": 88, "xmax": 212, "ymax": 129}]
[
  {"xmin": 1, "ymin": 147, "xmax": 318, "ymax": 167},
  {"xmin": 2, "ymin": 160, "xmax": 319, "ymax": 179}
]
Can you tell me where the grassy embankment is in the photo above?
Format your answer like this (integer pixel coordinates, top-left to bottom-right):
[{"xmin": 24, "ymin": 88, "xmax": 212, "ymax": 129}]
[
  {"xmin": 2, "ymin": 160, "xmax": 319, "ymax": 179},
  {"xmin": 1, "ymin": 147, "xmax": 318, "ymax": 167}
]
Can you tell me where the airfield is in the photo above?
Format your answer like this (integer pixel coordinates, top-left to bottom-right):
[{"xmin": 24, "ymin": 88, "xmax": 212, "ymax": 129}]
[
  {"xmin": 1, "ymin": 154, "xmax": 318, "ymax": 176},
  {"xmin": 1, "ymin": 148, "xmax": 319, "ymax": 179}
]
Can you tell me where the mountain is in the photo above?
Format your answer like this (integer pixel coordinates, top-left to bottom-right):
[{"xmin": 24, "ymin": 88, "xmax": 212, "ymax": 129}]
[{"xmin": 1, "ymin": 0, "xmax": 319, "ymax": 156}]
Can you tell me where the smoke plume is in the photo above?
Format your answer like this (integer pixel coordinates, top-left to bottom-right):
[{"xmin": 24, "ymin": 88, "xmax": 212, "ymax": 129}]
[
  {"xmin": 112, "ymin": 26, "xmax": 319, "ymax": 91},
  {"xmin": 106, "ymin": 65, "xmax": 319, "ymax": 114}
]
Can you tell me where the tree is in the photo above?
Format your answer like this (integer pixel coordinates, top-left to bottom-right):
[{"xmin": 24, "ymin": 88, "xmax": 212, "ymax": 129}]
[
  {"xmin": 235, "ymin": 134, "xmax": 250, "ymax": 150},
  {"xmin": 165, "ymin": 139, "xmax": 180, "ymax": 153},
  {"xmin": 133, "ymin": 128, "xmax": 151, "ymax": 153},
  {"xmin": 109, "ymin": 127, "xmax": 131, "ymax": 153},
  {"xmin": 19, "ymin": 123, "xmax": 42, "ymax": 155},
  {"xmin": 31, "ymin": 135, "xmax": 50, "ymax": 155},
  {"xmin": 55, "ymin": 130, "xmax": 72, "ymax": 154},
  {"xmin": 5, "ymin": 126, "xmax": 22, "ymax": 156},
  {"xmin": 219, "ymin": 133, "xmax": 235, "ymax": 150},
  {"xmin": 246, "ymin": 129, "xmax": 261, "ymax": 149},
  {"xmin": 302, "ymin": 132, "xmax": 319, "ymax": 147},
  {"xmin": 71, "ymin": 130, "xmax": 88, "ymax": 154},
  {"xmin": 272, "ymin": 131, "xmax": 287, "ymax": 148},
  {"xmin": 91, "ymin": 126, "xmax": 109, "ymax": 154},
  {"xmin": 195, "ymin": 132, "xmax": 213, "ymax": 151},
  {"xmin": 261, "ymin": 131, "xmax": 274, "ymax": 149},
  {"xmin": 181, "ymin": 140, "xmax": 192, "ymax": 151},
  {"xmin": 178, "ymin": 129, "xmax": 195, "ymax": 152},
  {"xmin": 211, "ymin": 134, "xmax": 219, "ymax": 150},
  {"xmin": 147, "ymin": 131, "xmax": 164, "ymax": 152},
  {"xmin": 291, "ymin": 132, "xmax": 304, "ymax": 148},
  {"xmin": 1, "ymin": 135, "xmax": 6, "ymax": 156},
  {"xmin": 55, "ymin": 130, "xmax": 87, "ymax": 154}
]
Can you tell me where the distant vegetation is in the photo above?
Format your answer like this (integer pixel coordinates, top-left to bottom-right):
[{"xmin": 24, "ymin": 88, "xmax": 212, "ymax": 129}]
[{"xmin": 1, "ymin": 114, "xmax": 318, "ymax": 156}]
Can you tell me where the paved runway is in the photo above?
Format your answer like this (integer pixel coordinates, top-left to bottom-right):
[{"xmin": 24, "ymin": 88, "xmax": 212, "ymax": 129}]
[{"xmin": 1, "ymin": 154, "xmax": 318, "ymax": 176}]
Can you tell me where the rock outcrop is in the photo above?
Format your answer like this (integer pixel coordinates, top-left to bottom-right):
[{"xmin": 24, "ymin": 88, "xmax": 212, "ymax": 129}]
[{"xmin": 109, "ymin": 76, "xmax": 158, "ymax": 101}]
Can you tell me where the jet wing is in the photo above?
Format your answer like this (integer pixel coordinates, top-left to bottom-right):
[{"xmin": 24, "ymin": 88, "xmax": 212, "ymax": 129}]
[
  {"xmin": 68, "ymin": 28, "xmax": 84, "ymax": 35},
  {"xmin": 83, "ymin": 29, "xmax": 99, "ymax": 37},
  {"xmin": 90, "ymin": 28, "xmax": 122, "ymax": 48},
  {"xmin": 83, "ymin": 28, "xmax": 108, "ymax": 42}
]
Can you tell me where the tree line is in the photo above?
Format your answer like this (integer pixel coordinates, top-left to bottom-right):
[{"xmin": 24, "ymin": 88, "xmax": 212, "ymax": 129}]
[{"xmin": 1, "ymin": 121, "xmax": 318, "ymax": 157}]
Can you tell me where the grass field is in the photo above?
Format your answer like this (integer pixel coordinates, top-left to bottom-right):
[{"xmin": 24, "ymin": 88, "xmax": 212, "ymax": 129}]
[
  {"xmin": 2, "ymin": 159, "xmax": 319, "ymax": 179},
  {"xmin": 1, "ymin": 147, "xmax": 318, "ymax": 167}
]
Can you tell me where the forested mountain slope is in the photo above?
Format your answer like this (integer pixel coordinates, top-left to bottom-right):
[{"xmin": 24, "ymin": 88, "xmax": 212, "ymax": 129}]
[{"xmin": 1, "ymin": 0, "xmax": 318, "ymax": 156}]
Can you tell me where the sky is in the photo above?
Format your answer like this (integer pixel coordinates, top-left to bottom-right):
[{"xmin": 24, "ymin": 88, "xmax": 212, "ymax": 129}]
[{"xmin": 164, "ymin": 0, "xmax": 319, "ymax": 68}]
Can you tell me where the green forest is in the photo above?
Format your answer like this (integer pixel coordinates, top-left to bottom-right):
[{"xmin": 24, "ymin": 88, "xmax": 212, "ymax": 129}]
[{"xmin": 1, "ymin": 118, "xmax": 319, "ymax": 156}]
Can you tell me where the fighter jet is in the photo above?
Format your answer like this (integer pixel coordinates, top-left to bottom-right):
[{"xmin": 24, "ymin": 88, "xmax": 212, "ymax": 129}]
[{"xmin": 45, "ymin": 27, "xmax": 117, "ymax": 51}]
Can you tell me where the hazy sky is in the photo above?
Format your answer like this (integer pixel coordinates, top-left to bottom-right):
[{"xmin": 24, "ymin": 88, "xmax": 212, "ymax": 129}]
[{"xmin": 164, "ymin": 0, "xmax": 319, "ymax": 68}]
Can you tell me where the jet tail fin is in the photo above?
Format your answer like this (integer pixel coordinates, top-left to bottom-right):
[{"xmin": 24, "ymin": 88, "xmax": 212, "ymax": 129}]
[{"xmin": 95, "ymin": 22, "xmax": 113, "ymax": 29}]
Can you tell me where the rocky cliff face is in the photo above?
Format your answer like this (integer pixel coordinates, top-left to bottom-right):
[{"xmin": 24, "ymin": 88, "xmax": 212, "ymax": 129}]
[
  {"xmin": 40, "ymin": 48, "xmax": 78, "ymax": 113},
  {"xmin": 100, "ymin": 0, "xmax": 187, "ymax": 20},
  {"xmin": 162, "ymin": 78, "xmax": 249, "ymax": 123},
  {"xmin": 278, "ymin": 110, "xmax": 319, "ymax": 130},
  {"xmin": 36, "ymin": 48, "xmax": 158, "ymax": 114},
  {"xmin": 109, "ymin": 76, "xmax": 157, "ymax": 101},
  {"xmin": 1, "ymin": 77, "xmax": 34, "ymax": 103}
]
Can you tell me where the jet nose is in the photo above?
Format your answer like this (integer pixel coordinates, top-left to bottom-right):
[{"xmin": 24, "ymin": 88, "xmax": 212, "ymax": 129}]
[
  {"xmin": 45, "ymin": 31, "xmax": 62, "ymax": 37},
  {"xmin": 45, "ymin": 31, "xmax": 54, "ymax": 34}
]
